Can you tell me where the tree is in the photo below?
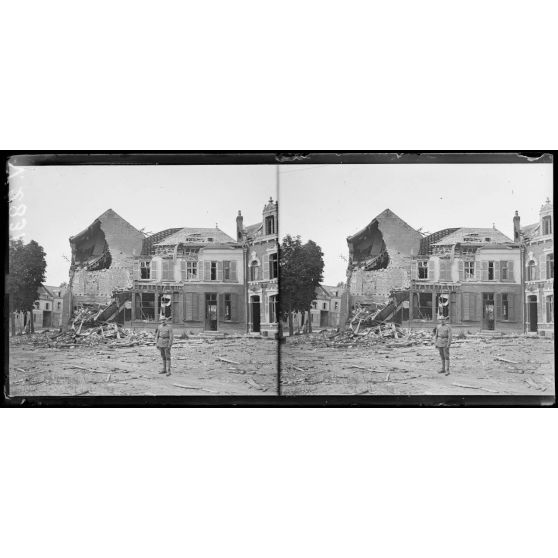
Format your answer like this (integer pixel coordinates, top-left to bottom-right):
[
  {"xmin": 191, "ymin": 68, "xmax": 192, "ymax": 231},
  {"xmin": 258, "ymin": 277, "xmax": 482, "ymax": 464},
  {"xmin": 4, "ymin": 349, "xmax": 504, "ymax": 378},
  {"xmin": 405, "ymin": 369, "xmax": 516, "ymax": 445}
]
[
  {"xmin": 279, "ymin": 235, "xmax": 325, "ymax": 336},
  {"xmin": 8, "ymin": 239, "xmax": 47, "ymax": 335}
]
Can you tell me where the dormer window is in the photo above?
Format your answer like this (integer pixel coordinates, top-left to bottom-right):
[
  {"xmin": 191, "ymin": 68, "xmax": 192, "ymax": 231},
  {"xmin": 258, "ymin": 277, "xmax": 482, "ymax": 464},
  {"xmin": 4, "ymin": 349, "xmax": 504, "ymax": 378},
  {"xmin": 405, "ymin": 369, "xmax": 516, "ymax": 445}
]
[{"xmin": 542, "ymin": 215, "xmax": 552, "ymax": 235}]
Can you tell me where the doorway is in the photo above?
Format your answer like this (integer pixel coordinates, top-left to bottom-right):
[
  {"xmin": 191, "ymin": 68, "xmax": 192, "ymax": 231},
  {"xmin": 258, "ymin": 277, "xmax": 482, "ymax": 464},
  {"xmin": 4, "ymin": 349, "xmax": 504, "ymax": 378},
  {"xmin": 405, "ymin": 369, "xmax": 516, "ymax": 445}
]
[
  {"xmin": 42, "ymin": 310, "xmax": 52, "ymax": 328},
  {"xmin": 320, "ymin": 310, "xmax": 329, "ymax": 328},
  {"xmin": 205, "ymin": 293, "xmax": 217, "ymax": 331},
  {"xmin": 528, "ymin": 295, "xmax": 538, "ymax": 332},
  {"xmin": 482, "ymin": 293, "xmax": 495, "ymax": 330},
  {"xmin": 251, "ymin": 295, "xmax": 261, "ymax": 333}
]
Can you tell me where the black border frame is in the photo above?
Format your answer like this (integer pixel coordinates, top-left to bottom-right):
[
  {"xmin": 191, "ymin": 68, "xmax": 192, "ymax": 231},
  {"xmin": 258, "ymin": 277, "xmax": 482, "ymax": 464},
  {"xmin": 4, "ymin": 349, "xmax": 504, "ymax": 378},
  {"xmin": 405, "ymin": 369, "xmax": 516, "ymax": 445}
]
[{"xmin": 2, "ymin": 150, "xmax": 555, "ymax": 407}]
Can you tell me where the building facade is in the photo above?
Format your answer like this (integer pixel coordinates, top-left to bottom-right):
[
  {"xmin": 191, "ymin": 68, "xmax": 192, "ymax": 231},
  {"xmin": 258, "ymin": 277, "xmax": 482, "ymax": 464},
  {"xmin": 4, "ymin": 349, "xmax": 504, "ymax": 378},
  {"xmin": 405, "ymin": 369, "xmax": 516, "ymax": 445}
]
[
  {"xmin": 410, "ymin": 227, "xmax": 522, "ymax": 332},
  {"xmin": 31, "ymin": 284, "xmax": 67, "ymax": 329},
  {"xmin": 520, "ymin": 199, "xmax": 554, "ymax": 337},
  {"xmin": 130, "ymin": 227, "xmax": 246, "ymax": 333},
  {"xmin": 237, "ymin": 198, "xmax": 279, "ymax": 337}
]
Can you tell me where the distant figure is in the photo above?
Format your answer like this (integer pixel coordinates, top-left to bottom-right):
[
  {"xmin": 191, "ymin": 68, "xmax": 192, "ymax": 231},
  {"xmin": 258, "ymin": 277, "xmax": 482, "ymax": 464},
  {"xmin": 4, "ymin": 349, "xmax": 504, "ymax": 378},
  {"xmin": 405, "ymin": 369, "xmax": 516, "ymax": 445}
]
[
  {"xmin": 155, "ymin": 316, "xmax": 174, "ymax": 376},
  {"xmin": 434, "ymin": 315, "xmax": 452, "ymax": 376}
]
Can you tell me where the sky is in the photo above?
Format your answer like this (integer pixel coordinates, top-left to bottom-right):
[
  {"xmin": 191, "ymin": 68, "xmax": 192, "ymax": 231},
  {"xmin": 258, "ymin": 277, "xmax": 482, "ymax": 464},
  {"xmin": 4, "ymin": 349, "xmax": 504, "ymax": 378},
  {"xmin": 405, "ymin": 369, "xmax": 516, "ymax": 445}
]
[
  {"xmin": 278, "ymin": 163, "xmax": 553, "ymax": 286},
  {"xmin": 9, "ymin": 165, "xmax": 277, "ymax": 286}
]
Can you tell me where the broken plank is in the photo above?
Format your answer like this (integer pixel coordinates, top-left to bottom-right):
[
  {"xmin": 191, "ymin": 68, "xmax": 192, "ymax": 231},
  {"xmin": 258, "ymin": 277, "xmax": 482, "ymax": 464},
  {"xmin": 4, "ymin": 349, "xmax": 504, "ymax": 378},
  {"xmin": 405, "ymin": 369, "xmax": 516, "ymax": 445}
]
[
  {"xmin": 292, "ymin": 366, "xmax": 306, "ymax": 372},
  {"xmin": 495, "ymin": 357, "xmax": 519, "ymax": 365},
  {"xmin": 172, "ymin": 383, "xmax": 217, "ymax": 394},
  {"xmin": 451, "ymin": 383, "xmax": 500, "ymax": 394},
  {"xmin": 216, "ymin": 356, "xmax": 240, "ymax": 365},
  {"xmin": 246, "ymin": 378, "xmax": 268, "ymax": 391}
]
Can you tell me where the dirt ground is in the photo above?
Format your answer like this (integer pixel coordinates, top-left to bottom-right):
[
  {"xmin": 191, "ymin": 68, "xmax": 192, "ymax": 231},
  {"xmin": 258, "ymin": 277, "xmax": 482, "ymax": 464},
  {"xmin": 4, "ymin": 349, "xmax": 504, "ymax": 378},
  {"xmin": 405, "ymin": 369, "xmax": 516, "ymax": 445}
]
[
  {"xmin": 280, "ymin": 333, "xmax": 555, "ymax": 396},
  {"xmin": 8, "ymin": 336, "xmax": 278, "ymax": 397}
]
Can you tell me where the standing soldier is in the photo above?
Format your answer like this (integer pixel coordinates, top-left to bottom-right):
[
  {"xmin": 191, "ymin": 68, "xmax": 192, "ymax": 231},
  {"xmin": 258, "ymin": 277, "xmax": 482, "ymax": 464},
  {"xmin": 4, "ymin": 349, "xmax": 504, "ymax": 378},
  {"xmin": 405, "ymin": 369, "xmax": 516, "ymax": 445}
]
[
  {"xmin": 434, "ymin": 315, "xmax": 452, "ymax": 376},
  {"xmin": 155, "ymin": 316, "xmax": 174, "ymax": 376}
]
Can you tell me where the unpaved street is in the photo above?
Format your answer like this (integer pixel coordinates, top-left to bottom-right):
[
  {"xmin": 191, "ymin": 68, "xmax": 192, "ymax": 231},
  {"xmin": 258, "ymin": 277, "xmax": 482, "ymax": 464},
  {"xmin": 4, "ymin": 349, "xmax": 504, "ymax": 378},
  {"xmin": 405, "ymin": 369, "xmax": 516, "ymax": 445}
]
[
  {"xmin": 8, "ymin": 336, "xmax": 278, "ymax": 397},
  {"xmin": 281, "ymin": 333, "xmax": 555, "ymax": 396}
]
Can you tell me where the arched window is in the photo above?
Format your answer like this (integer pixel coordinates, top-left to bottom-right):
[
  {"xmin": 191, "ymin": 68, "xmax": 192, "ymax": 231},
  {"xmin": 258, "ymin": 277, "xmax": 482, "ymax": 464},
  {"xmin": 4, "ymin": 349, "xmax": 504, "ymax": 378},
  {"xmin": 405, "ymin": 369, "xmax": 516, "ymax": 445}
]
[
  {"xmin": 542, "ymin": 216, "xmax": 552, "ymax": 235},
  {"xmin": 265, "ymin": 215, "xmax": 275, "ymax": 235},
  {"xmin": 527, "ymin": 260, "xmax": 536, "ymax": 281},
  {"xmin": 547, "ymin": 253, "xmax": 554, "ymax": 279}
]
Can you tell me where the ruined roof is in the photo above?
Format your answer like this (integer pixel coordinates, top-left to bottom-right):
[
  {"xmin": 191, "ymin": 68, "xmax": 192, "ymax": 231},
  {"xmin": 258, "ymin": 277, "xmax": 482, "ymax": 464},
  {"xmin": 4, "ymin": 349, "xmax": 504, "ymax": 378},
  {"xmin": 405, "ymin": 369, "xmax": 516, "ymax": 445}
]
[
  {"xmin": 154, "ymin": 227, "xmax": 237, "ymax": 246},
  {"xmin": 244, "ymin": 222, "xmax": 263, "ymax": 238},
  {"xmin": 141, "ymin": 228, "xmax": 183, "ymax": 255},
  {"xmin": 418, "ymin": 228, "xmax": 460, "ymax": 255},
  {"xmin": 347, "ymin": 208, "xmax": 415, "ymax": 242},
  {"xmin": 521, "ymin": 222, "xmax": 539, "ymax": 240},
  {"xmin": 431, "ymin": 227, "xmax": 512, "ymax": 246}
]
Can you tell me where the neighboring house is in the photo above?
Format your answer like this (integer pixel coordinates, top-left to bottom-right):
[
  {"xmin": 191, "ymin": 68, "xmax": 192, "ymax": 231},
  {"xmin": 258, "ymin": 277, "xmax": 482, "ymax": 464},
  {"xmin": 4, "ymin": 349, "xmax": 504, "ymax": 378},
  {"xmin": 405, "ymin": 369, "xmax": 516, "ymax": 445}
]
[
  {"xmin": 237, "ymin": 197, "xmax": 279, "ymax": 337},
  {"xmin": 410, "ymin": 226, "xmax": 522, "ymax": 332},
  {"xmin": 131, "ymin": 226, "xmax": 245, "ymax": 333},
  {"xmin": 31, "ymin": 284, "xmax": 67, "ymax": 329},
  {"xmin": 519, "ymin": 199, "xmax": 554, "ymax": 337}
]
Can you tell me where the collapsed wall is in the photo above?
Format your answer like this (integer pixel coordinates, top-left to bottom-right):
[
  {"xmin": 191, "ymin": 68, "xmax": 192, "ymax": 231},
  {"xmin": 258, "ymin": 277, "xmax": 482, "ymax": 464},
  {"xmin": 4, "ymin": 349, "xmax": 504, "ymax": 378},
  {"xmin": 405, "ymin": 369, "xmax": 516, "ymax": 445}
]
[
  {"xmin": 69, "ymin": 209, "xmax": 144, "ymax": 305},
  {"xmin": 346, "ymin": 209, "xmax": 422, "ymax": 306}
]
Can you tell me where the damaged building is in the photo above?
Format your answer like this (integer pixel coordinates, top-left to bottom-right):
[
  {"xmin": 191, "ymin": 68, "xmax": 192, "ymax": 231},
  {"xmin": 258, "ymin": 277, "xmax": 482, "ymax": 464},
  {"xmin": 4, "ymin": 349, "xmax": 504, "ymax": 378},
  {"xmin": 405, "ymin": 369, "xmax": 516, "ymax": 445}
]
[
  {"xmin": 345, "ymin": 209, "xmax": 422, "ymax": 310},
  {"xmin": 68, "ymin": 209, "xmax": 144, "ymax": 307},
  {"xmin": 236, "ymin": 197, "xmax": 279, "ymax": 336}
]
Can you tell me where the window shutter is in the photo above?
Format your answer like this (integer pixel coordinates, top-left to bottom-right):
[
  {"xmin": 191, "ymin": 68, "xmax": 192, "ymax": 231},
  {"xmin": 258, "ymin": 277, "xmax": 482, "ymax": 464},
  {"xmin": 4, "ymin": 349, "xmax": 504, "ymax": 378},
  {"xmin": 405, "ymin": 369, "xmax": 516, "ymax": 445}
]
[
  {"xmin": 263, "ymin": 253, "xmax": 269, "ymax": 280},
  {"xmin": 474, "ymin": 261, "xmax": 481, "ymax": 281},
  {"xmin": 411, "ymin": 261, "xmax": 418, "ymax": 280},
  {"xmin": 198, "ymin": 293, "xmax": 204, "ymax": 320},
  {"xmin": 428, "ymin": 260, "xmax": 435, "ymax": 281},
  {"xmin": 151, "ymin": 259, "xmax": 160, "ymax": 281},
  {"xmin": 540, "ymin": 255, "xmax": 546, "ymax": 280},
  {"xmin": 495, "ymin": 293, "xmax": 502, "ymax": 320},
  {"xmin": 442, "ymin": 260, "xmax": 451, "ymax": 281},
  {"xmin": 508, "ymin": 294, "xmax": 515, "ymax": 322},
  {"xmin": 181, "ymin": 260, "xmax": 187, "ymax": 281},
  {"xmin": 508, "ymin": 260, "xmax": 514, "ymax": 282},
  {"xmin": 231, "ymin": 293, "xmax": 239, "ymax": 321},
  {"xmin": 184, "ymin": 292, "xmax": 193, "ymax": 321},
  {"xmin": 133, "ymin": 260, "xmax": 140, "ymax": 280},
  {"xmin": 494, "ymin": 261, "xmax": 500, "ymax": 282},
  {"xmin": 470, "ymin": 294, "xmax": 478, "ymax": 321},
  {"xmin": 481, "ymin": 261, "xmax": 488, "ymax": 281},
  {"xmin": 217, "ymin": 261, "xmax": 223, "ymax": 281},
  {"xmin": 218, "ymin": 294, "xmax": 225, "ymax": 320},
  {"xmin": 205, "ymin": 261, "xmax": 211, "ymax": 282},
  {"xmin": 462, "ymin": 293, "xmax": 470, "ymax": 321},
  {"xmin": 458, "ymin": 260, "xmax": 464, "ymax": 281},
  {"xmin": 231, "ymin": 260, "xmax": 238, "ymax": 282}
]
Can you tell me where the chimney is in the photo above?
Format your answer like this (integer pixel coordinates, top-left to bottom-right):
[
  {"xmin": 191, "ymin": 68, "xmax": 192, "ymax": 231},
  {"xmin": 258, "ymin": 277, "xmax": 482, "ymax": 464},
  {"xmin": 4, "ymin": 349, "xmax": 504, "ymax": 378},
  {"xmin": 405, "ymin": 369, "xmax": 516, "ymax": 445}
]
[
  {"xmin": 513, "ymin": 210, "xmax": 520, "ymax": 243},
  {"xmin": 236, "ymin": 210, "xmax": 244, "ymax": 241}
]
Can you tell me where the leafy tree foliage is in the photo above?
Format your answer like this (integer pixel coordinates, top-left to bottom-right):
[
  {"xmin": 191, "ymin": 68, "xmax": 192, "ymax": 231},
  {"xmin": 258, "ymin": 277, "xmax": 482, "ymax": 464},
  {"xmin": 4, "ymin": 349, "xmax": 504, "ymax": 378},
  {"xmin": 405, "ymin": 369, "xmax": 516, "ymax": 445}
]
[
  {"xmin": 8, "ymin": 239, "xmax": 47, "ymax": 334},
  {"xmin": 279, "ymin": 235, "xmax": 324, "ymax": 335}
]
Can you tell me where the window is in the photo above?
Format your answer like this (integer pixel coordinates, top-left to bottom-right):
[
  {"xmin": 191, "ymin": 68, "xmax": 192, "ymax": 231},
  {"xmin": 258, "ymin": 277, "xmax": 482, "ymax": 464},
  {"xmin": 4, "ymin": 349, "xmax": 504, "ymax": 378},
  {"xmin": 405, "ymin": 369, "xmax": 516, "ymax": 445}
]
[
  {"xmin": 312, "ymin": 301, "xmax": 317, "ymax": 309},
  {"xmin": 223, "ymin": 261, "xmax": 231, "ymax": 280},
  {"xmin": 418, "ymin": 260, "xmax": 428, "ymax": 279},
  {"xmin": 484, "ymin": 237, "xmax": 491, "ymax": 242},
  {"xmin": 265, "ymin": 215, "xmax": 275, "ymax": 235},
  {"xmin": 140, "ymin": 261, "xmax": 151, "ymax": 279},
  {"xmin": 34, "ymin": 301, "xmax": 39, "ymax": 309},
  {"xmin": 542, "ymin": 215, "xmax": 552, "ymax": 235},
  {"xmin": 323, "ymin": 302, "xmax": 327, "ymax": 310},
  {"xmin": 45, "ymin": 302, "xmax": 50, "ymax": 310},
  {"xmin": 136, "ymin": 292, "xmax": 155, "ymax": 321},
  {"xmin": 502, "ymin": 294, "xmax": 509, "ymax": 320},
  {"xmin": 334, "ymin": 301, "xmax": 339, "ymax": 310},
  {"xmin": 500, "ymin": 261, "xmax": 509, "ymax": 280},
  {"xmin": 528, "ymin": 260, "xmax": 536, "ymax": 281},
  {"xmin": 546, "ymin": 295, "xmax": 554, "ymax": 323},
  {"xmin": 269, "ymin": 253, "xmax": 278, "ymax": 279},
  {"xmin": 269, "ymin": 295, "xmax": 278, "ymax": 323},
  {"xmin": 547, "ymin": 253, "xmax": 554, "ymax": 279},
  {"xmin": 187, "ymin": 261, "xmax": 197, "ymax": 280},
  {"xmin": 488, "ymin": 261, "xmax": 495, "ymax": 280},
  {"xmin": 57, "ymin": 302, "xmax": 61, "ymax": 310},
  {"xmin": 210, "ymin": 261, "xmax": 217, "ymax": 281},
  {"xmin": 464, "ymin": 261, "xmax": 475, "ymax": 279},
  {"xmin": 224, "ymin": 294, "xmax": 232, "ymax": 321},
  {"xmin": 250, "ymin": 261, "xmax": 259, "ymax": 281}
]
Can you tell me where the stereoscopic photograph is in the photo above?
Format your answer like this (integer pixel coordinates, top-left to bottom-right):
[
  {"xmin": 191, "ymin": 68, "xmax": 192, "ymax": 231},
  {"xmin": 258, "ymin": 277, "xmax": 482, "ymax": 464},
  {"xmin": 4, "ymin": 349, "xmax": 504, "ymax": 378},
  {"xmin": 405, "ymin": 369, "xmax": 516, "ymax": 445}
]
[
  {"xmin": 7, "ymin": 161, "xmax": 279, "ymax": 397},
  {"xmin": 278, "ymin": 157, "xmax": 554, "ymax": 398},
  {"xmin": 5, "ymin": 153, "xmax": 555, "ymax": 404}
]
